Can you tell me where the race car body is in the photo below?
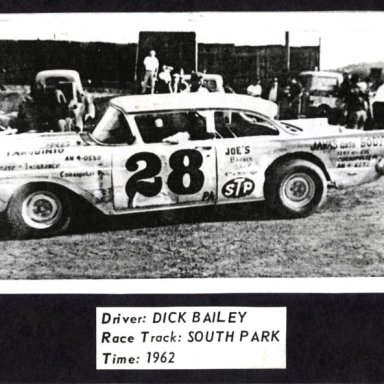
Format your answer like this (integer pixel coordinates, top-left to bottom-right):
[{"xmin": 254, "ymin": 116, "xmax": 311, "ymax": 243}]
[{"xmin": 1, "ymin": 93, "xmax": 384, "ymax": 238}]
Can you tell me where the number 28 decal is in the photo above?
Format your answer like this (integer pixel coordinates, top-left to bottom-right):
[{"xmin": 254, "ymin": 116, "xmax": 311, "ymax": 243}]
[{"xmin": 125, "ymin": 149, "xmax": 205, "ymax": 207}]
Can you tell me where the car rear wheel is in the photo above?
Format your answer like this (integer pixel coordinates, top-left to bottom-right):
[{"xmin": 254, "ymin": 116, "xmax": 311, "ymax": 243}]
[
  {"xmin": 265, "ymin": 159, "xmax": 327, "ymax": 218},
  {"xmin": 7, "ymin": 184, "xmax": 72, "ymax": 238}
]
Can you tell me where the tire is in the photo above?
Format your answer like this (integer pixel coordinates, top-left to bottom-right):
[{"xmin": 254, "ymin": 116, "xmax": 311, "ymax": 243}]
[
  {"xmin": 7, "ymin": 184, "xmax": 72, "ymax": 239},
  {"xmin": 265, "ymin": 159, "xmax": 327, "ymax": 218}
]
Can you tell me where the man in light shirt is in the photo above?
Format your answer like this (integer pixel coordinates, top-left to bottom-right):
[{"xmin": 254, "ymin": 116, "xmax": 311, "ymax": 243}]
[
  {"xmin": 247, "ymin": 79, "xmax": 262, "ymax": 97},
  {"xmin": 141, "ymin": 50, "xmax": 159, "ymax": 94}
]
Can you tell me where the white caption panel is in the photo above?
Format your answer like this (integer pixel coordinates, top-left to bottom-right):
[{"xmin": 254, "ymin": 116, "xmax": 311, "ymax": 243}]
[{"xmin": 96, "ymin": 306, "xmax": 286, "ymax": 370}]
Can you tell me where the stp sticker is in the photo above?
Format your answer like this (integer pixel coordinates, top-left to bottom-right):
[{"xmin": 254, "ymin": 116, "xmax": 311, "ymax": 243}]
[{"xmin": 222, "ymin": 177, "xmax": 255, "ymax": 198}]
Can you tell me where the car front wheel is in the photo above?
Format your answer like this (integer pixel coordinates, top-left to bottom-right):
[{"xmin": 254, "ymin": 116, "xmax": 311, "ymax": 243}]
[
  {"xmin": 7, "ymin": 184, "xmax": 72, "ymax": 238},
  {"xmin": 265, "ymin": 159, "xmax": 327, "ymax": 218}
]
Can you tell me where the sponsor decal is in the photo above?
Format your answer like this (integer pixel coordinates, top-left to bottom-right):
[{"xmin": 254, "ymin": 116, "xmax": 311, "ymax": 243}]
[
  {"xmin": 230, "ymin": 156, "xmax": 253, "ymax": 163},
  {"xmin": 337, "ymin": 155, "xmax": 374, "ymax": 162},
  {"xmin": 222, "ymin": 177, "xmax": 255, "ymax": 198},
  {"xmin": 60, "ymin": 170, "xmax": 95, "ymax": 178},
  {"xmin": 225, "ymin": 145, "xmax": 250, "ymax": 156},
  {"xmin": 202, "ymin": 191, "xmax": 217, "ymax": 202},
  {"xmin": 7, "ymin": 148, "xmax": 65, "ymax": 156},
  {"xmin": 225, "ymin": 146, "xmax": 253, "ymax": 164},
  {"xmin": 65, "ymin": 155, "xmax": 102, "ymax": 162},
  {"xmin": 45, "ymin": 142, "xmax": 71, "ymax": 149},
  {"xmin": 27, "ymin": 163, "xmax": 60, "ymax": 170},
  {"xmin": 339, "ymin": 141, "xmax": 356, "ymax": 149},
  {"xmin": 310, "ymin": 140, "xmax": 337, "ymax": 151},
  {"xmin": 0, "ymin": 165, "xmax": 16, "ymax": 171},
  {"xmin": 336, "ymin": 148, "xmax": 377, "ymax": 168},
  {"xmin": 361, "ymin": 136, "xmax": 384, "ymax": 148}
]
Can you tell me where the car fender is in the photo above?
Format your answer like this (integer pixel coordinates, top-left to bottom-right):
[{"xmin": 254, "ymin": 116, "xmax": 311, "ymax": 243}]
[{"xmin": 0, "ymin": 175, "xmax": 114, "ymax": 215}]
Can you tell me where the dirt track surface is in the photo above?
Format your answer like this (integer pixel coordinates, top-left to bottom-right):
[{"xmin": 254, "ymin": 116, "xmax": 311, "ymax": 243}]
[{"xmin": 1, "ymin": 180, "xmax": 384, "ymax": 279}]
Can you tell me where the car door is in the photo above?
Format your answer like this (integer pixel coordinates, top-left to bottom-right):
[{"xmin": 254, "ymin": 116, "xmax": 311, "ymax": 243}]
[
  {"xmin": 112, "ymin": 110, "xmax": 217, "ymax": 211},
  {"xmin": 213, "ymin": 109, "xmax": 280, "ymax": 203}
]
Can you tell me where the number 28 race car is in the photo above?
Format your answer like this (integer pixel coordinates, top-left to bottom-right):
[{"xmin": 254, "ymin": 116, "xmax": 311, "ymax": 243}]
[{"xmin": 1, "ymin": 93, "xmax": 384, "ymax": 238}]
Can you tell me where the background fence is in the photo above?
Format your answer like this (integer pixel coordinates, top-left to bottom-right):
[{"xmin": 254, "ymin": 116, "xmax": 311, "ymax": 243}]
[{"xmin": 0, "ymin": 38, "xmax": 320, "ymax": 92}]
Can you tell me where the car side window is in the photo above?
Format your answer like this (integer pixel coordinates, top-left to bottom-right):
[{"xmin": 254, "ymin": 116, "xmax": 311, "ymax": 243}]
[
  {"xmin": 214, "ymin": 110, "xmax": 279, "ymax": 138},
  {"xmin": 135, "ymin": 111, "xmax": 214, "ymax": 144},
  {"xmin": 92, "ymin": 107, "xmax": 135, "ymax": 145}
]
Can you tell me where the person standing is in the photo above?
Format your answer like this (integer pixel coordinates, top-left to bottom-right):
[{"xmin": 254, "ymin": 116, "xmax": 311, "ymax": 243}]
[
  {"xmin": 247, "ymin": 79, "xmax": 262, "ymax": 97},
  {"xmin": 268, "ymin": 78, "xmax": 279, "ymax": 103},
  {"xmin": 289, "ymin": 77, "xmax": 303, "ymax": 118},
  {"xmin": 190, "ymin": 71, "xmax": 206, "ymax": 93},
  {"xmin": 346, "ymin": 84, "xmax": 367, "ymax": 129},
  {"xmin": 141, "ymin": 50, "xmax": 159, "ymax": 94},
  {"xmin": 339, "ymin": 72, "xmax": 351, "ymax": 100},
  {"xmin": 157, "ymin": 65, "xmax": 173, "ymax": 93}
]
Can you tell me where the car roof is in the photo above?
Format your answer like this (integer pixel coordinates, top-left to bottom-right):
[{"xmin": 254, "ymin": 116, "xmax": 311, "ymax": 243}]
[
  {"xmin": 299, "ymin": 71, "xmax": 343, "ymax": 79},
  {"xmin": 110, "ymin": 93, "xmax": 278, "ymax": 118},
  {"xmin": 35, "ymin": 69, "xmax": 83, "ymax": 92},
  {"xmin": 183, "ymin": 73, "xmax": 223, "ymax": 81}
]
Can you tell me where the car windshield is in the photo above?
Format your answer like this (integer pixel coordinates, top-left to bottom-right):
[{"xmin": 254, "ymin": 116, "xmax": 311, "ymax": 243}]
[
  {"xmin": 304, "ymin": 75, "xmax": 339, "ymax": 92},
  {"xmin": 92, "ymin": 106, "xmax": 134, "ymax": 144}
]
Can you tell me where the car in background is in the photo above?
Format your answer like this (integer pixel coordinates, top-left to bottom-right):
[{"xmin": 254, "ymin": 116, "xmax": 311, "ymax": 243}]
[
  {"xmin": 183, "ymin": 73, "xmax": 225, "ymax": 93},
  {"xmin": 35, "ymin": 69, "xmax": 95, "ymax": 131},
  {"xmin": 298, "ymin": 71, "xmax": 343, "ymax": 118},
  {"xmin": 1, "ymin": 93, "xmax": 384, "ymax": 239}
]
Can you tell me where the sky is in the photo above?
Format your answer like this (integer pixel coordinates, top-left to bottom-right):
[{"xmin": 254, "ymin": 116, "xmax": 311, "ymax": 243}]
[{"xmin": 0, "ymin": 12, "xmax": 383, "ymax": 69}]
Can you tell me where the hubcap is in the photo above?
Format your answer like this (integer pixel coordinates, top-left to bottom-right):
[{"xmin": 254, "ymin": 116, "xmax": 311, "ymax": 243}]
[
  {"xmin": 21, "ymin": 191, "xmax": 62, "ymax": 229},
  {"xmin": 281, "ymin": 173, "xmax": 316, "ymax": 208}
]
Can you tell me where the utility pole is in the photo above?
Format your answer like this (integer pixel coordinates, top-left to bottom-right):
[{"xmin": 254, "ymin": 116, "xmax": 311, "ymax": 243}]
[{"xmin": 285, "ymin": 31, "xmax": 290, "ymax": 73}]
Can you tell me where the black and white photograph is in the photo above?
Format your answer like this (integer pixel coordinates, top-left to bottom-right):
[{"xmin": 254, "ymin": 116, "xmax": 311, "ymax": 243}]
[
  {"xmin": 1, "ymin": 3, "xmax": 384, "ymax": 383},
  {"xmin": 0, "ymin": 11, "xmax": 384, "ymax": 278}
]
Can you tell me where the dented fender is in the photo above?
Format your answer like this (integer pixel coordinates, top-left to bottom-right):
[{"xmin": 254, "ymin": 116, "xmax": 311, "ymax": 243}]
[{"xmin": 0, "ymin": 175, "xmax": 114, "ymax": 215}]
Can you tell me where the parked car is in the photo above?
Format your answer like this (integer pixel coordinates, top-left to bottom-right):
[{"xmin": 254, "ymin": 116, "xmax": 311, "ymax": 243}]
[
  {"xmin": 183, "ymin": 73, "xmax": 225, "ymax": 93},
  {"xmin": 35, "ymin": 69, "xmax": 95, "ymax": 131},
  {"xmin": 298, "ymin": 71, "xmax": 343, "ymax": 117},
  {"xmin": 1, "ymin": 93, "xmax": 384, "ymax": 238}
]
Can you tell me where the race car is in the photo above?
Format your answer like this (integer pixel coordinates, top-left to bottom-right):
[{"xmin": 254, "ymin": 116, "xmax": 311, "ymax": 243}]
[{"xmin": 1, "ymin": 92, "xmax": 384, "ymax": 238}]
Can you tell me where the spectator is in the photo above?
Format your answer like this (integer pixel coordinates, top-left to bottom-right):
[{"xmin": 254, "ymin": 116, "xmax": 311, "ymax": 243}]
[
  {"xmin": 190, "ymin": 72, "xmax": 207, "ymax": 93},
  {"xmin": 346, "ymin": 84, "xmax": 367, "ymax": 129},
  {"xmin": 141, "ymin": 50, "xmax": 159, "ymax": 94},
  {"xmin": 289, "ymin": 77, "xmax": 303, "ymax": 119},
  {"xmin": 178, "ymin": 68, "xmax": 190, "ymax": 93},
  {"xmin": 172, "ymin": 72, "xmax": 181, "ymax": 93},
  {"xmin": 372, "ymin": 83, "xmax": 384, "ymax": 129},
  {"xmin": 278, "ymin": 85, "xmax": 291, "ymax": 120},
  {"xmin": 157, "ymin": 65, "xmax": 173, "ymax": 93},
  {"xmin": 339, "ymin": 71, "xmax": 351, "ymax": 100},
  {"xmin": 15, "ymin": 81, "xmax": 70, "ymax": 133},
  {"xmin": 268, "ymin": 78, "xmax": 279, "ymax": 103},
  {"xmin": 247, "ymin": 79, "xmax": 262, "ymax": 97},
  {"xmin": 350, "ymin": 73, "xmax": 360, "ymax": 87}
]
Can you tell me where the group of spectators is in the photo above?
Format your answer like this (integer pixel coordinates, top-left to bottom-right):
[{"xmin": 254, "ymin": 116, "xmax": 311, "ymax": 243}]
[
  {"xmin": 142, "ymin": 49, "xmax": 384, "ymax": 130},
  {"xmin": 246, "ymin": 72, "xmax": 384, "ymax": 129},
  {"xmin": 141, "ymin": 50, "xmax": 207, "ymax": 95},
  {"xmin": 334, "ymin": 72, "xmax": 375, "ymax": 129},
  {"xmin": 246, "ymin": 77, "xmax": 304, "ymax": 119},
  {"xmin": 15, "ymin": 82, "xmax": 72, "ymax": 133}
]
